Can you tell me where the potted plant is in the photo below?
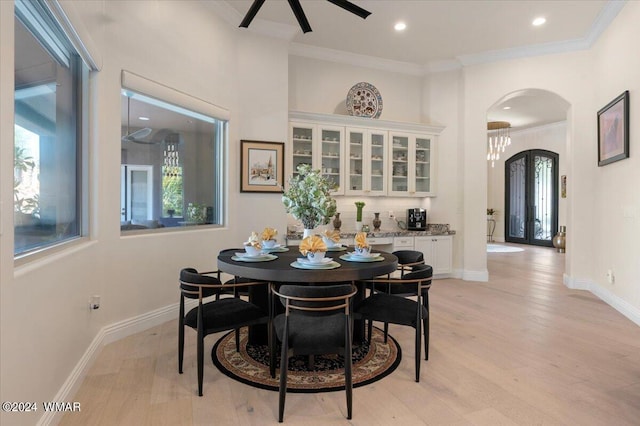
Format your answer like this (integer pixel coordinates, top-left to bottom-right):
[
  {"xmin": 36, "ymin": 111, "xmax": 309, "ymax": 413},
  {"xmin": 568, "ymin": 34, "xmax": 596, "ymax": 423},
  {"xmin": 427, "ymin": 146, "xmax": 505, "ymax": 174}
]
[
  {"xmin": 282, "ymin": 164, "xmax": 337, "ymax": 238},
  {"xmin": 487, "ymin": 208, "xmax": 495, "ymax": 219}
]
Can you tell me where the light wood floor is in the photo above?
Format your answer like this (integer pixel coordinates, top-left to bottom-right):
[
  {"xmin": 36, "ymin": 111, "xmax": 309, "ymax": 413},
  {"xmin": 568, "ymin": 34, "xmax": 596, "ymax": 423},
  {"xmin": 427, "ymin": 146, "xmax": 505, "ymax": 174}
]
[{"xmin": 62, "ymin": 244, "xmax": 640, "ymax": 425}]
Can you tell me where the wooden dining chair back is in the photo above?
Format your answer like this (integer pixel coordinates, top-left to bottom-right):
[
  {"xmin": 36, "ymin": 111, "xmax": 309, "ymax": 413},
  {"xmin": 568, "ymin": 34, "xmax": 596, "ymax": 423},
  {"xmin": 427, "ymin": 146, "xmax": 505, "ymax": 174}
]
[
  {"xmin": 270, "ymin": 283, "xmax": 357, "ymax": 422},
  {"xmin": 355, "ymin": 264, "xmax": 433, "ymax": 382},
  {"xmin": 178, "ymin": 267, "xmax": 269, "ymax": 396},
  {"xmin": 392, "ymin": 250, "xmax": 425, "ymax": 277}
]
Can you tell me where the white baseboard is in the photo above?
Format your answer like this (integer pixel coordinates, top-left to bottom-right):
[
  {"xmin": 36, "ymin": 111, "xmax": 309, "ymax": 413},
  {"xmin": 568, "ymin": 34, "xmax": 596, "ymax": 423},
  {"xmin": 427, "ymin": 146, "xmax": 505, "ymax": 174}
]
[
  {"xmin": 37, "ymin": 300, "xmax": 196, "ymax": 426},
  {"xmin": 563, "ymin": 274, "xmax": 640, "ymax": 327},
  {"xmin": 462, "ymin": 269, "xmax": 489, "ymax": 282}
]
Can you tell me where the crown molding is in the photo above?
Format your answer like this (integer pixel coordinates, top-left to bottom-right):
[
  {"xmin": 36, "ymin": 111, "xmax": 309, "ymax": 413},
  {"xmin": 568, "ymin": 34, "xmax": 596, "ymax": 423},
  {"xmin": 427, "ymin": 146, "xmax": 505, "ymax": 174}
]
[
  {"xmin": 289, "ymin": 43, "xmax": 426, "ymax": 76},
  {"xmin": 289, "ymin": 110, "xmax": 445, "ymax": 134}
]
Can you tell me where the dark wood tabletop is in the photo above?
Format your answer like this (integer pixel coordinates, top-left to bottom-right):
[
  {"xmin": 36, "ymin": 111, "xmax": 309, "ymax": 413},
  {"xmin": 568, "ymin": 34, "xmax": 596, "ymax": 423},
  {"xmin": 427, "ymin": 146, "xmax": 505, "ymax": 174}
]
[{"xmin": 217, "ymin": 247, "xmax": 398, "ymax": 283}]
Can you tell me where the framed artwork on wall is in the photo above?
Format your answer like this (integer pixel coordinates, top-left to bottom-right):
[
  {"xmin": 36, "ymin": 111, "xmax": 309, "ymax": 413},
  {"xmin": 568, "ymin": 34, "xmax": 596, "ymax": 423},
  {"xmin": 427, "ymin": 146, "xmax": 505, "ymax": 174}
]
[
  {"xmin": 240, "ymin": 140, "xmax": 284, "ymax": 193},
  {"xmin": 597, "ymin": 90, "xmax": 629, "ymax": 166}
]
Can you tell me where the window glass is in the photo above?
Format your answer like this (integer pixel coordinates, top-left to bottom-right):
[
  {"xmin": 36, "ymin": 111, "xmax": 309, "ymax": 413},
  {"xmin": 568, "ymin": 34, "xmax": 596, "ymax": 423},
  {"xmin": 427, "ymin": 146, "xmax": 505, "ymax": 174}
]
[
  {"xmin": 14, "ymin": 4, "xmax": 86, "ymax": 256},
  {"xmin": 120, "ymin": 91, "xmax": 225, "ymax": 232}
]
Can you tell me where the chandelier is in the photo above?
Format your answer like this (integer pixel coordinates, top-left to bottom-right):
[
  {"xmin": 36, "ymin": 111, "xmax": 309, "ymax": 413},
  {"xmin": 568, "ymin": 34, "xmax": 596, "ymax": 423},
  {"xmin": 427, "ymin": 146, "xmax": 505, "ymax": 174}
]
[
  {"xmin": 487, "ymin": 121, "xmax": 511, "ymax": 168},
  {"xmin": 163, "ymin": 133, "xmax": 181, "ymax": 178}
]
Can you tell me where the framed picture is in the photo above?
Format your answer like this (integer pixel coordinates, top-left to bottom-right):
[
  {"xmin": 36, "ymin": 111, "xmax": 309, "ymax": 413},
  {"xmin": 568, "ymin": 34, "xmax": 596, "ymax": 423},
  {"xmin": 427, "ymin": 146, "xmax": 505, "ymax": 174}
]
[
  {"xmin": 240, "ymin": 140, "xmax": 284, "ymax": 193},
  {"xmin": 598, "ymin": 90, "xmax": 629, "ymax": 166}
]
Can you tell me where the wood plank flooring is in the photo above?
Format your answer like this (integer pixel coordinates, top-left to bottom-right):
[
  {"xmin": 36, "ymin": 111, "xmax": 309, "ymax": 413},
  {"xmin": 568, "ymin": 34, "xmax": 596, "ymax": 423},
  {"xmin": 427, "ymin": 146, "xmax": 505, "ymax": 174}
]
[{"xmin": 61, "ymin": 244, "xmax": 640, "ymax": 425}]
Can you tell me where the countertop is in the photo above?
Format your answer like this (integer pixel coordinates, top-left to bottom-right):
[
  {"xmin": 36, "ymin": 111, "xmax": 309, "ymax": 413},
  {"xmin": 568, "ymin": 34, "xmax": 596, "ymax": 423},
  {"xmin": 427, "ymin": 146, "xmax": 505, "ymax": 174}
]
[{"xmin": 286, "ymin": 224, "xmax": 455, "ymax": 240}]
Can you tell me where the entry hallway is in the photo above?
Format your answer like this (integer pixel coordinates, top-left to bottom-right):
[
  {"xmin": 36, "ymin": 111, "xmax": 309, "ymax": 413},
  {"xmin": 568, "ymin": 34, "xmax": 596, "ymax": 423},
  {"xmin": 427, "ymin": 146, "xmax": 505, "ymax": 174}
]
[{"xmin": 62, "ymin": 245, "xmax": 640, "ymax": 425}]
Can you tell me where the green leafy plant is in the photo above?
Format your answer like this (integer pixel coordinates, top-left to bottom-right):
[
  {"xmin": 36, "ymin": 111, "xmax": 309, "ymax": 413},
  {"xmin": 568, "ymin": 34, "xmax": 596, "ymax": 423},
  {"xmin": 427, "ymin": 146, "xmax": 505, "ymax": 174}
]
[
  {"xmin": 487, "ymin": 208, "xmax": 495, "ymax": 215},
  {"xmin": 14, "ymin": 146, "xmax": 38, "ymax": 214},
  {"xmin": 282, "ymin": 164, "xmax": 337, "ymax": 229}
]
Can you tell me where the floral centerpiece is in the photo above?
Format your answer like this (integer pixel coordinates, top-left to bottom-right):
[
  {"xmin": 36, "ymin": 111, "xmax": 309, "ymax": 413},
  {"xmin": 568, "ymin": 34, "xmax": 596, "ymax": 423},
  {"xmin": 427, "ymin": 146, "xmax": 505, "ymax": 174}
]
[
  {"xmin": 355, "ymin": 201, "xmax": 365, "ymax": 231},
  {"xmin": 282, "ymin": 164, "xmax": 337, "ymax": 237}
]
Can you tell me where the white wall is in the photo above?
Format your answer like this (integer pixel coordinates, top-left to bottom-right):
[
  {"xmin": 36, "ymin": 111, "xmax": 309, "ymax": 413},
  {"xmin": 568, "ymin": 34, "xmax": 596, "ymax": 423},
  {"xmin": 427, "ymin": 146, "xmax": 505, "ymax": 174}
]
[
  {"xmin": 591, "ymin": 0, "xmax": 640, "ymax": 311},
  {"xmin": 487, "ymin": 122, "xmax": 568, "ymax": 242},
  {"xmin": 0, "ymin": 2, "xmax": 290, "ymax": 425}
]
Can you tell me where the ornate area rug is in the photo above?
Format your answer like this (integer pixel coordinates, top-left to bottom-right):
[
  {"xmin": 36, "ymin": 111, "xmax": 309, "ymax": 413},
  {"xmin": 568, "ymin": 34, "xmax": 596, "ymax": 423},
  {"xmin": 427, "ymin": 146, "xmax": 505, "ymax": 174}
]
[{"xmin": 212, "ymin": 327, "xmax": 401, "ymax": 393}]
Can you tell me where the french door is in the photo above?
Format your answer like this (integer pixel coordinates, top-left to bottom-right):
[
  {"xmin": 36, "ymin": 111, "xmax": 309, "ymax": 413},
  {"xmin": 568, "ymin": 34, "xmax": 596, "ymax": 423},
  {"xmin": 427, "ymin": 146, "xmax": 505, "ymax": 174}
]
[{"xmin": 505, "ymin": 150, "xmax": 558, "ymax": 246}]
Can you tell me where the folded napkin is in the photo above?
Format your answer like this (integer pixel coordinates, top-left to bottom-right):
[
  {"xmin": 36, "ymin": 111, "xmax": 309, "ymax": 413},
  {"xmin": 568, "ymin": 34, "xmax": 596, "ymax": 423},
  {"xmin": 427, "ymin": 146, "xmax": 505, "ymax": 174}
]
[
  {"xmin": 323, "ymin": 229, "xmax": 341, "ymax": 243},
  {"xmin": 261, "ymin": 227, "xmax": 278, "ymax": 241},
  {"xmin": 299, "ymin": 235, "xmax": 327, "ymax": 256},
  {"xmin": 354, "ymin": 232, "xmax": 370, "ymax": 249},
  {"xmin": 244, "ymin": 231, "xmax": 262, "ymax": 249}
]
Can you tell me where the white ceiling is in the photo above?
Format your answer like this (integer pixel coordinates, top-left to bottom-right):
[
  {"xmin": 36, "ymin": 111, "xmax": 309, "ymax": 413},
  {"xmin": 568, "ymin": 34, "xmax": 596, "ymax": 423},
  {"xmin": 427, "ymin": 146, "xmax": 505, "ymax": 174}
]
[{"xmin": 220, "ymin": 0, "xmax": 624, "ymax": 129}]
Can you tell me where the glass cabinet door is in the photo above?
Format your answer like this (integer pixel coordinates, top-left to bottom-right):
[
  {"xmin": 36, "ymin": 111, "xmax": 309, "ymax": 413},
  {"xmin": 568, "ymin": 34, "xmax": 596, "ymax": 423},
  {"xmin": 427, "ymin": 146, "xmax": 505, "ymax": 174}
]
[
  {"xmin": 390, "ymin": 135, "xmax": 409, "ymax": 194},
  {"xmin": 291, "ymin": 125, "xmax": 314, "ymax": 179},
  {"xmin": 320, "ymin": 128, "xmax": 343, "ymax": 193},
  {"xmin": 347, "ymin": 130, "xmax": 364, "ymax": 193},
  {"xmin": 414, "ymin": 137, "xmax": 431, "ymax": 193},
  {"xmin": 368, "ymin": 131, "xmax": 387, "ymax": 194}
]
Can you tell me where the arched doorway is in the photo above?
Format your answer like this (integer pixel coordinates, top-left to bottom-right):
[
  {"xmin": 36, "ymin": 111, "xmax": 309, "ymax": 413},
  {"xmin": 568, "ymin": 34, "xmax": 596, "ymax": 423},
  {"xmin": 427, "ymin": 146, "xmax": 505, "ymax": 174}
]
[{"xmin": 505, "ymin": 149, "xmax": 558, "ymax": 247}]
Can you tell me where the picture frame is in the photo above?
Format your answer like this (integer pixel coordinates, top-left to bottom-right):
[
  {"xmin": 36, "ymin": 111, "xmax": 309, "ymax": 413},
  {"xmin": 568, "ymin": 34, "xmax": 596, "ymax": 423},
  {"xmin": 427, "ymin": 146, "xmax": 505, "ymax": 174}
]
[
  {"xmin": 240, "ymin": 140, "xmax": 284, "ymax": 193},
  {"xmin": 598, "ymin": 90, "xmax": 629, "ymax": 166}
]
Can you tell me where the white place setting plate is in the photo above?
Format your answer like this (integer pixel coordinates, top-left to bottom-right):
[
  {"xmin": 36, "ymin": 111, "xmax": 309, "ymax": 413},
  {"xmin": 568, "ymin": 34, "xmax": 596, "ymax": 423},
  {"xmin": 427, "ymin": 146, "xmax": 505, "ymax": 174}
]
[
  {"xmin": 231, "ymin": 253, "xmax": 278, "ymax": 262},
  {"xmin": 339, "ymin": 253, "xmax": 384, "ymax": 262},
  {"xmin": 326, "ymin": 245, "xmax": 347, "ymax": 252},
  {"xmin": 261, "ymin": 244, "xmax": 289, "ymax": 253},
  {"xmin": 290, "ymin": 258, "xmax": 341, "ymax": 270}
]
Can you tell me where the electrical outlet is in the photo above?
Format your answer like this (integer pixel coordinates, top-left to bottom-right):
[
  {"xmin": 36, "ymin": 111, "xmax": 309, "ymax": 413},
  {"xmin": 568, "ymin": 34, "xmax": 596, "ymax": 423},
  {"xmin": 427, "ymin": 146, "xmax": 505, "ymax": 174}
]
[
  {"xmin": 89, "ymin": 295, "xmax": 101, "ymax": 310},
  {"xmin": 606, "ymin": 270, "xmax": 615, "ymax": 284}
]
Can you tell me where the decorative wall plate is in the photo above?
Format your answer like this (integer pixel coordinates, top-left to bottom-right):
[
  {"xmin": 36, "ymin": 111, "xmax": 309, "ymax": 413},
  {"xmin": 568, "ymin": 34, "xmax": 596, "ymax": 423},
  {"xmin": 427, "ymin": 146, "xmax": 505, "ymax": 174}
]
[{"xmin": 346, "ymin": 82, "xmax": 383, "ymax": 119}]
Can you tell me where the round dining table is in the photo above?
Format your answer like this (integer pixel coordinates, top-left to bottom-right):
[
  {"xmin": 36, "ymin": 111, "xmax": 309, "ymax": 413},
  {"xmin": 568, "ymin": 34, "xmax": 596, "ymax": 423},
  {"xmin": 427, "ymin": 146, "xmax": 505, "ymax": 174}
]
[{"xmin": 217, "ymin": 247, "xmax": 398, "ymax": 344}]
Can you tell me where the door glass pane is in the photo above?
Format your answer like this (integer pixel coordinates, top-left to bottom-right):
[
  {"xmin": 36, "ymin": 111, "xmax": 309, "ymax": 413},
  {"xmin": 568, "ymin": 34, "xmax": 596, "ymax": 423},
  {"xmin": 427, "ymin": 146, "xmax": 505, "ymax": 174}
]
[
  {"xmin": 130, "ymin": 170, "xmax": 151, "ymax": 221},
  {"xmin": 391, "ymin": 136, "xmax": 408, "ymax": 191},
  {"xmin": 292, "ymin": 126, "xmax": 313, "ymax": 179},
  {"xmin": 508, "ymin": 157, "xmax": 526, "ymax": 238},
  {"xmin": 321, "ymin": 129, "xmax": 341, "ymax": 190},
  {"xmin": 348, "ymin": 131, "xmax": 363, "ymax": 191},
  {"xmin": 415, "ymin": 138, "xmax": 430, "ymax": 192},
  {"xmin": 370, "ymin": 133, "xmax": 384, "ymax": 191},
  {"xmin": 533, "ymin": 155, "xmax": 553, "ymax": 241}
]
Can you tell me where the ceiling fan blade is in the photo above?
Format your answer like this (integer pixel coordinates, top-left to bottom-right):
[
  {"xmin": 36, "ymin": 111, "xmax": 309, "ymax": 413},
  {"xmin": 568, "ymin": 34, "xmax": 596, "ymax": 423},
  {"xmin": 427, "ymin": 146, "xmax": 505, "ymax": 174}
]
[
  {"xmin": 287, "ymin": 0, "xmax": 312, "ymax": 33},
  {"xmin": 239, "ymin": 0, "xmax": 266, "ymax": 28},
  {"xmin": 326, "ymin": 0, "xmax": 371, "ymax": 19}
]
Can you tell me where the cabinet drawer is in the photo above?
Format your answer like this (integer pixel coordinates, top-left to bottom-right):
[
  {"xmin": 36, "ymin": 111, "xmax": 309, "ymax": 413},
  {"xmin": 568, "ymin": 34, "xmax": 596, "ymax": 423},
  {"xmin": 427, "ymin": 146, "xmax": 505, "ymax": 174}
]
[
  {"xmin": 367, "ymin": 237, "xmax": 393, "ymax": 246},
  {"xmin": 393, "ymin": 237, "xmax": 414, "ymax": 247}
]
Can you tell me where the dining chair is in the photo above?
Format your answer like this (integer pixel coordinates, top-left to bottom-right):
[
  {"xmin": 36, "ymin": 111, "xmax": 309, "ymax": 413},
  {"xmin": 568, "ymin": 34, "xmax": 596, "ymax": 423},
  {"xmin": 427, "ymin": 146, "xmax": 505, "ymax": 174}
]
[
  {"xmin": 270, "ymin": 283, "xmax": 358, "ymax": 422},
  {"xmin": 355, "ymin": 264, "xmax": 433, "ymax": 382},
  {"xmin": 178, "ymin": 267, "xmax": 269, "ymax": 396},
  {"xmin": 373, "ymin": 250, "xmax": 426, "ymax": 343}
]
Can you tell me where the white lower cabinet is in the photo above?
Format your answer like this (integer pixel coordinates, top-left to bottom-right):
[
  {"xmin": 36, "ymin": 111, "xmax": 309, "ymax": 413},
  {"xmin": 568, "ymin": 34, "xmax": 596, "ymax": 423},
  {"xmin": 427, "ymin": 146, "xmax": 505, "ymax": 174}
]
[
  {"xmin": 392, "ymin": 236, "xmax": 414, "ymax": 252},
  {"xmin": 414, "ymin": 235, "xmax": 453, "ymax": 276}
]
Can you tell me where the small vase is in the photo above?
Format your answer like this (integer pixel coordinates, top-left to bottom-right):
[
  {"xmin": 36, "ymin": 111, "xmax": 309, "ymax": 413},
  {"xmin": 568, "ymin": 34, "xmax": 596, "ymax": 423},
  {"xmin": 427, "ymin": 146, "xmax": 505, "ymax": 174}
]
[
  {"xmin": 355, "ymin": 221, "xmax": 363, "ymax": 232},
  {"xmin": 303, "ymin": 228, "xmax": 315, "ymax": 239},
  {"xmin": 552, "ymin": 226, "xmax": 566, "ymax": 253},
  {"xmin": 333, "ymin": 213, "xmax": 342, "ymax": 231},
  {"xmin": 372, "ymin": 212, "xmax": 382, "ymax": 231}
]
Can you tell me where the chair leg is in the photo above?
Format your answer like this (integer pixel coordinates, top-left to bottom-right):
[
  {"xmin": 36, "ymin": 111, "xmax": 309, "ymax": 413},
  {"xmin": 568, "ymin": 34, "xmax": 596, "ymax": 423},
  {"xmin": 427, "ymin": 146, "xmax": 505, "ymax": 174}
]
[
  {"xmin": 178, "ymin": 319, "xmax": 184, "ymax": 374},
  {"xmin": 383, "ymin": 322, "xmax": 389, "ymax": 343},
  {"xmin": 178, "ymin": 298, "xmax": 185, "ymax": 374},
  {"xmin": 415, "ymin": 313, "xmax": 422, "ymax": 383},
  {"xmin": 197, "ymin": 327, "xmax": 204, "ymax": 396},
  {"xmin": 345, "ymin": 316, "xmax": 353, "ymax": 420},
  {"xmin": 235, "ymin": 328, "xmax": 241, "ymax": 352},
  {"xmin": 278, "ymin": 326, "xmax": 289, "ymax": 423},
  {"xmin": 423, "ymin": 293, "xmax": 430, "ymax": 361}
]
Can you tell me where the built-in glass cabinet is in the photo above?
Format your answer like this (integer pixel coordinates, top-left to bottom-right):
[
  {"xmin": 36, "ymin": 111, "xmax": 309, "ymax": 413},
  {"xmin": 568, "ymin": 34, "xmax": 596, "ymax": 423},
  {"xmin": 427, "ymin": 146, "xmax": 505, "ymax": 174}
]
[
  {"xmin": 345, "ymin": 128, "xmax": 387, "ymax": 196},
  {"xmin": 289, "ymin": 112, "xmax": 442, "ymax": 197}
]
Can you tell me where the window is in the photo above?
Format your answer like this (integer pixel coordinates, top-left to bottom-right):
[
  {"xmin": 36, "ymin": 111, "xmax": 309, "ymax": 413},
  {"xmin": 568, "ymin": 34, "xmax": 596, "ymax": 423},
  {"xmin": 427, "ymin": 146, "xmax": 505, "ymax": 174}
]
[
  {"xmin": 14, "ymin": 1, "xmax": 89, "ymax": 256},
  {"xmin": 120, "ymin": 90, "xmax": 226, "ymax": 232}
]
